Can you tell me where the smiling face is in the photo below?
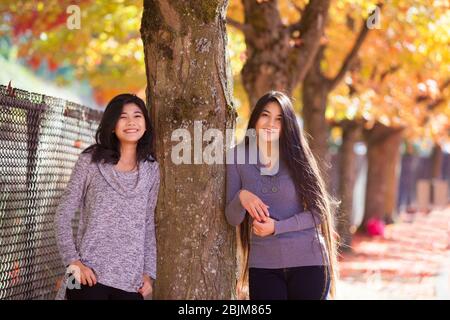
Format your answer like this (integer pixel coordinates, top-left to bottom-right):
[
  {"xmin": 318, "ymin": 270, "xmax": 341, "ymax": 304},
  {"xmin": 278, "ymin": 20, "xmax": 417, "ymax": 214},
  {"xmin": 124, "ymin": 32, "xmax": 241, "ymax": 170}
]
[
  {"xmin": 254, "ymin": 101, "xmax": 283, "ymax": 142},
  {"xmin": 113, "ymin": 103, "xmax": 146, "ymax": 144}
]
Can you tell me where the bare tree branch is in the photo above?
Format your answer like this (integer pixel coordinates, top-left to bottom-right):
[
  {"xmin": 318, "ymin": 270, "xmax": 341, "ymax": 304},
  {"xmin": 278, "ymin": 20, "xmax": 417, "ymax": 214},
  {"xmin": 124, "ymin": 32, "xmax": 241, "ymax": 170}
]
[
  {"xmin": 291, "ymin": 0, "xmax": 306, "ymax": 16},
  {"xmin": 329, "ymin": 4, "xmax": 383, "ymax": 91},
  {"xmin": 289, "ymin": 0, "xmax": 331, "ymax": 84},
  {"xmin": 425, "ymin": 78, "xmax": 450, "ymax": 110},
  {"xmin": 287, "ymin": 0, "xmax": 306, "ymax": 32},
  {"xmin": 379, "ymin": 64, "xmax": 401, "ymax": 83},
  {"xmin": 439, "ymin": 78, "xmax": 450, "ymax": 91},
  {"xmin": 427, "ymin": 97, "xmax": 445, "ymax": 110},
  {"xmin": 226, "ymin": 18, "xmax": 247, "ymax": 33}
]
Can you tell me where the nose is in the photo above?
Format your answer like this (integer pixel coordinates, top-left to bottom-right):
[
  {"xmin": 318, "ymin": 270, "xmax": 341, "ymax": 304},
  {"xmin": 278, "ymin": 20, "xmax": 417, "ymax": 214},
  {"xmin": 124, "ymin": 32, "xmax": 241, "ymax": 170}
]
[
  {"xmin": 126, "ymin": 119, "xmax": 137, "ymax": 127},
  {"xmin": 268, "ymin": 117, "xmax": 277, "ymax": 128}
]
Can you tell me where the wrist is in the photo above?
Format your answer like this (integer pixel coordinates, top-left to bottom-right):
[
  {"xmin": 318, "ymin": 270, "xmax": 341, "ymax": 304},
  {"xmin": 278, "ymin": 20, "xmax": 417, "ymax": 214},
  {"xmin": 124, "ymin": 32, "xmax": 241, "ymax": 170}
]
[{"xmin": 70, "ymin": 259, "xmax": 82, "ymax": 266}]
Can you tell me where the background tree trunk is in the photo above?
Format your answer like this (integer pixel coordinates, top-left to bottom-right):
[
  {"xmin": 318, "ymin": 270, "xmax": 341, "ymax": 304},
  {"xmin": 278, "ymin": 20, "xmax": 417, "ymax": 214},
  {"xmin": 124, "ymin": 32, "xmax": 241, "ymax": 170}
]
[
  {"xmin": 237, "ymin": 0, "xmax": 330, "ymax": 107},
  {"xmin": 384, "ymin": 134, "xmax": 403, "ymax": 224},
  {"xmin": 431, "ymin": 144, "xmax": 443, "ymax": 180},
  {"xmin": 302, "ymin": 10, "xmax": 373, "ymax": 177},
  {"xmin": 141, "ymin": 0, "xmax": 236, "ymax": 299},
  {"xmin": 301, "ymin": 47, "xmax": 331, "ymax": 176},
  {"xmin": 360, "ymin": 123, "xmax": 404, "ymax": 231},
  {"xmin": 337, "ymin": 120, "xmax": 360, "ymax": 251}
]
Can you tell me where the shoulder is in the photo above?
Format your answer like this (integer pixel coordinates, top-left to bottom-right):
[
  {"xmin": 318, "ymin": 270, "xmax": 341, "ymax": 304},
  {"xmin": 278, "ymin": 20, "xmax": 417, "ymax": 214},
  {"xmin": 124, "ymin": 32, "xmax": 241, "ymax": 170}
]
[
  {"xmin": 142, "ymin": 156, "xmax": 160, "ymax": 179},
  {"xmin": 75, "ymin": 151, "xmax": 94, "ymax": 169}
]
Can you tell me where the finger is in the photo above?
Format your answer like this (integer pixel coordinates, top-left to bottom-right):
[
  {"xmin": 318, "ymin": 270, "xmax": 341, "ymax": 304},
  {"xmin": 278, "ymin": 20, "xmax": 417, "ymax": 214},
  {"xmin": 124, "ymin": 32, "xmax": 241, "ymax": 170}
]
[
  {"xmin": 144, "ymin": 284, "xmax": 151, "ymax": 296},
  {"xmin": 140, "ymin": 285, "xmax": 149, "ymax": 297},
  {"xmin": 89, "ymin": 271, "xmax": 97, "ymax": 286},
  {"xmin": 253, "ymin": 204, "xmax": 267, "ymax": 222},
  {"xmin": 85, "ymin": 272, "xmax": 93, "ymax": 287},
  {"xmin": 80, "ymin": 273, "xmax": 87, "ymax": 286},
  {"xmin": 253, "ymin": 220, "xmax": 262, "ymax": 228},
  {"xmin": 260, "ymin": 202, "xmax": 270, "ymax": 217},
  {"xmin": 248, "ymin": 207, "xmax": 261, "ymax": 222},
  {"xmin": 257, "ymin": 203, "xmax": 269, "ymax": 221},
  {"xmin": 91, "ymin": 271, "xmax": 97, "ymax": 285}
]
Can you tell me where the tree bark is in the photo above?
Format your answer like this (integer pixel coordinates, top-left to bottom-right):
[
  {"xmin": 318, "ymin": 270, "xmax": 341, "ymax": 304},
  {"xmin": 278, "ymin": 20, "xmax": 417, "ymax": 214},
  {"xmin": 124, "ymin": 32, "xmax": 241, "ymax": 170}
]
[
  {"xmin": 301, "ymin": 47, "xmax": 331, "ymax": 176},
  {"xmin": 431, "ymin": 144, "xmax": 443, "ymax": 180},
  {"xmin": 141, "ymin": 0, "xmax": 236, "ymax": 299},
  {"xmin": 302, "ymin": 8, "xmax": 374, "ymax": 176},
  {"xmin": 360, "ymin": 123, "xmax": 404, "ymax": 231},
  {"xmin": 240, "ymin": 0, "xmax": 330, "ymax": 107},
  {"xmin": 384, "ymin": 134, "xmax": 403, "ymax": 224},
  {"xmin": 336, "ymin": 120, "xmax": 360, "ymax": 251}
]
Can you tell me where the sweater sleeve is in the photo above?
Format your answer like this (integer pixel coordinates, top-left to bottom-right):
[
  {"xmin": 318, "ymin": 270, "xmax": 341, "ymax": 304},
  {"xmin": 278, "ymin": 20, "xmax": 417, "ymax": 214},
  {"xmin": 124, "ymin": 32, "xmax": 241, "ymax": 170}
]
[
  {"xmin": 144, "ymin": 164, "xmax": 160, "ymax": 280},
  {"xmin": 54, "ymin": 153, "xmax": 90, "ymax": 267},
  {"xmin": 274, "ymin": 210, "xmax": 322, "ymax": 236},
  {"xmin": 225, "ymin": 158, "xmax": 247, "ymax": 226}
]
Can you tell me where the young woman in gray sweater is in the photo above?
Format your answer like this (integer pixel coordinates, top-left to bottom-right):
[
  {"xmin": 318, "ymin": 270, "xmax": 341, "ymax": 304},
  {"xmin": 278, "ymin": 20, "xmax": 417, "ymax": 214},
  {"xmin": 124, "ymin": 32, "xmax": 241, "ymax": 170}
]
[
  {"xmin": 54, "ymin": 94, "xmax": 160, "ymax": 300},
  {"xmin": 226, "ymin": 91, "xmax": 339, "ymax": 300}
]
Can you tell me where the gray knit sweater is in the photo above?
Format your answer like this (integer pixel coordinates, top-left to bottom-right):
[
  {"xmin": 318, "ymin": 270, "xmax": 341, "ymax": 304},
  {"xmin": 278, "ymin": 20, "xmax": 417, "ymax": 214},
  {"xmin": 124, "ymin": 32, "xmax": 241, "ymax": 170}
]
[{"xmin": 54, "ymin": 151, "xmax": 160, "ymax": 293}]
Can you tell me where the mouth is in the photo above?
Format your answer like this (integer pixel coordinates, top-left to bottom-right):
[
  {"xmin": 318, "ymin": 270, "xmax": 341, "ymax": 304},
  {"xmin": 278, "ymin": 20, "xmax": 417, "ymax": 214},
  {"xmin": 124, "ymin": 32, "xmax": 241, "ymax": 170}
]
[{"xmin": 124, "ymin": 129, "xmax": 139, "ymax": 134}]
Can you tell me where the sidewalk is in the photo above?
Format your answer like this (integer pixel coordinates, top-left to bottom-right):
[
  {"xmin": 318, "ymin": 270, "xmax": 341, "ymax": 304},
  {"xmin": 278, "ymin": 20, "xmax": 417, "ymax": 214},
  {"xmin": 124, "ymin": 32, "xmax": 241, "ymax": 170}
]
[{"xmin": 337, "ymin": 207, "xmax": 450, "ymax": 300}]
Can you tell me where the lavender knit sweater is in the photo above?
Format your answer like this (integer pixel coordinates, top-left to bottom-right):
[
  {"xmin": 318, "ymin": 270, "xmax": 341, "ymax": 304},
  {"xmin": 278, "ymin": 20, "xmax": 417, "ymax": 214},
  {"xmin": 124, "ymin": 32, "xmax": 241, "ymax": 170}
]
[
  {"xmin": 226, "ymin": 145, "xmax": 327, "ymax": 269},
  {"xmin": 54, "ymin": 151, "xmax": 160, "ymax": 294}
]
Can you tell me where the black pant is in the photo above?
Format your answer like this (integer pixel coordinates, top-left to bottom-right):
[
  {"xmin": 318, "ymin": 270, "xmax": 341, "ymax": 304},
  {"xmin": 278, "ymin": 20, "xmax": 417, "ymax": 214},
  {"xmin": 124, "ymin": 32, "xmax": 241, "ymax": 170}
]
[
  {"xmin": 66, "ymin": 282, "xmax": 144, "ymax": 300},
  {"xmin": 249, "ymin": 265, "xmax": 330, "ymax": 300}
]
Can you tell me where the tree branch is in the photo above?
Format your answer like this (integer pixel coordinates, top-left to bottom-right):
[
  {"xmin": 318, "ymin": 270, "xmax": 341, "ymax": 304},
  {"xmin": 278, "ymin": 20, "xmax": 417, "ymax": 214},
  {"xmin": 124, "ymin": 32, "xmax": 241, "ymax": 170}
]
[
  {"xmin": 288, "ymin": 0, "xmax": 305, "ymax": 32},
  {"xmin": 329, "ymin": 24, "xmax": 370, "ymax": 90},
  {"xmin": 439, "ymin": 78, "xmax": 450, "ymax": 91},
  {"xmin": 329, "ymin": 4, "xmax": 383, "ymax": 91},
  {"xmin": 427, "ymin": 97, "xmax": 446, "ymax": 111},
  {"xmin": 289, "ymin": 0, "xmax": 331, "ymax": 84},
  {"xmin": 426, "ymin": 78, "xmax": 450, "ymax": 110},
  {"xmin": 379, "ymin": 64, "xmax": 401, "ymax": 83},
  {"xmin": 226, "ymin": 18, "xmax": 247, "ymax": 33}
]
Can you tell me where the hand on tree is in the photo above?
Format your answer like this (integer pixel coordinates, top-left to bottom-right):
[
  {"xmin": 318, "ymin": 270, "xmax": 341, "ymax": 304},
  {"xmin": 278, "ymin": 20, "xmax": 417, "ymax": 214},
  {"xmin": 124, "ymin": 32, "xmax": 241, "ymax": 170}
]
[{"xmin": 138, "ymin": 274, "xmax": 153, "ymax": 298}]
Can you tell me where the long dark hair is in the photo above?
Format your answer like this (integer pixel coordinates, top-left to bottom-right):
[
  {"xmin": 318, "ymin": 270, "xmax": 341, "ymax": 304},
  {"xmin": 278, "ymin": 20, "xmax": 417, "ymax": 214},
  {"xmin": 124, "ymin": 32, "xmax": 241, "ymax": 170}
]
[
  {"xmin": 239, "ymin": 91, "xmax": 339, "ymax": 298},
  {"xmin": 83, "ymin": 93, "xmax": 155, "ymax": 163}
]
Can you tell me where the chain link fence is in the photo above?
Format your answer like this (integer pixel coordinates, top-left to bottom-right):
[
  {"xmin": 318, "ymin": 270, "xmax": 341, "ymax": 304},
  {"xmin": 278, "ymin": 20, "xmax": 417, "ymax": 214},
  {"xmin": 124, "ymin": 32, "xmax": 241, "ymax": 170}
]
[{"xmin": 0, "ymin": 85, "xmax": 102, "ymax": 299}]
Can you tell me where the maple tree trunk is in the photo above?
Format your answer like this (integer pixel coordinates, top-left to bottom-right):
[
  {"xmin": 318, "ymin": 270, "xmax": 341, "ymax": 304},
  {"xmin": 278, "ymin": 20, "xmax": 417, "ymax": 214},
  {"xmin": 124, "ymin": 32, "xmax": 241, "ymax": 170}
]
[
  {"xmin": 141, "ymin": 0, "xmax": 236, "ymax": 299},
  {"xmin": 337, "ymin": 121, "xmax": 360, "ymax": 250},
  {"xmin": 360, "ymin": 123, "xmax": 404, "ymax": 231},
  {"xmin": 240, "ymin": 0, "xmax": 330, "ymax": 107}
]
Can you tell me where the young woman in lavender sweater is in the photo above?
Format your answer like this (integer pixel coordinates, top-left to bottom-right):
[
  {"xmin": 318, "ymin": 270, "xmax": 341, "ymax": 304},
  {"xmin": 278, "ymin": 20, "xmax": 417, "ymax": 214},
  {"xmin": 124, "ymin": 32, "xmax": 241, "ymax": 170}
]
[
  {"xmin": 226, "ymin": 91, "xmax": 339, "ymax": 300},
  {"xmin": 54, "ymin": 94, "xmax": 160, "ymax": 300}
]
